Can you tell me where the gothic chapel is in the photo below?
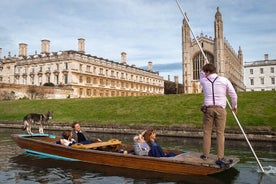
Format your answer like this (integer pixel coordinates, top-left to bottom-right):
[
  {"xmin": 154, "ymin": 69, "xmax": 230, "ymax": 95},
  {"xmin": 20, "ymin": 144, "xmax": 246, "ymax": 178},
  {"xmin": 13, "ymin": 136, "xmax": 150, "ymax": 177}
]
[{"xmin": 182, "ymin": 7, "xmax": 245, "ymax": 93}]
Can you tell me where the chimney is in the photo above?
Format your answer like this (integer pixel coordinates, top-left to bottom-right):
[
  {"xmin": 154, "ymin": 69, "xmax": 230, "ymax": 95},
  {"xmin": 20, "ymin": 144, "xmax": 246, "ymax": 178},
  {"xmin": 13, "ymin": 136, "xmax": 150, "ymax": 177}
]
[
  {"xmin": 168, "ymin": 75, "xmax": 170, "ymax": 81},
  {"xmin": 0, "ymin": 48, "xmax": 2, "ymax": 59},
  {"xmin": 264, "ymin": 54, "xmax": 269, "ymax": 61},
  {"xmin": 174, "ymin": 76, "xmax": 179, "ymax": 84},
  {"xmin": 78, "ymin": 38, "xmax": 85, "ymax": 53},
  {"xmin": 148, "ymin": 61, "xmax": 153, "ymax": 72},
  {"xmin": 174, "ymin": 76, "xmax": 179, "ymax": 94},
  {"xmin": 121, "ymin": 52, "xmax": 127, "ymax": 64},
  {"xmin": 41, "ymin": 39, "xmax": 50, "ymax": 54},
  {"xmin": 19, "ymin": 43, "xmax": 28, "ymax": 57}
]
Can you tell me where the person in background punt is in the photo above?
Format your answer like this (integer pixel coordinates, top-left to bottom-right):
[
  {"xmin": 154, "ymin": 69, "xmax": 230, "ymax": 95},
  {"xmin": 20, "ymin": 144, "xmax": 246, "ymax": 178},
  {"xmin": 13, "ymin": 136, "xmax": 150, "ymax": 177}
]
[
  {"xmin": 143, "ymin": 129, "xmax": 175, "ymax": 157},
  {"xmin": 71, "ymin": 122, "xmax": 101, "ymax": 144},
  {"xmin": 199, "ymin": 61, "xmax": 237, "ymax": 166},
  {"xmin": 60, "ymin": 130, "xmax": 76, "ymax": 146},
  {"xmin": 133, "ymin": 132, "xmax": 150, "ymax": 156}
]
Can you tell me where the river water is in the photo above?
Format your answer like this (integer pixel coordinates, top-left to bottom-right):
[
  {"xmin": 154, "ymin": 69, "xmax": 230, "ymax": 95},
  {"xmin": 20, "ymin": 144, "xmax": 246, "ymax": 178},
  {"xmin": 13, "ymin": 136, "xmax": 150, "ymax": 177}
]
[{"xmin": 0, "ymin": 128, "xmax": 275, "ymax": 184}]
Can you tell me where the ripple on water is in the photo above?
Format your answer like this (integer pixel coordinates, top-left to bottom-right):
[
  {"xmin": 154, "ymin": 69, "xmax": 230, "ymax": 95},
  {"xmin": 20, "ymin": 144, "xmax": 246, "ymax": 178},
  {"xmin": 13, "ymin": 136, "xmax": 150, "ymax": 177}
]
[{"xmin": 258, "ymin": 165, "xmax": 276, "ymax": 175}]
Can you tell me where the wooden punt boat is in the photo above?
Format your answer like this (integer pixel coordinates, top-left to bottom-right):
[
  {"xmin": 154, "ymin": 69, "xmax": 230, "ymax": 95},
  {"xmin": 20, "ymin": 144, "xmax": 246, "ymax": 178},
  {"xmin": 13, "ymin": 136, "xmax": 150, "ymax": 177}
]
[{"xmin": 11, "ymin": 134, "xmax": 239, "ymax": 176}]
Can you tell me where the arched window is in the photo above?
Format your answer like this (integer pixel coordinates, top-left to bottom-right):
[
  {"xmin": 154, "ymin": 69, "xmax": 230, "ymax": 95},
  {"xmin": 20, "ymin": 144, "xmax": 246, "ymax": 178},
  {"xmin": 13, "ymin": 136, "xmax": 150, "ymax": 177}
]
[{"xmin": 193, "ymin": 52, "xmax": 214, "ymax": 80}]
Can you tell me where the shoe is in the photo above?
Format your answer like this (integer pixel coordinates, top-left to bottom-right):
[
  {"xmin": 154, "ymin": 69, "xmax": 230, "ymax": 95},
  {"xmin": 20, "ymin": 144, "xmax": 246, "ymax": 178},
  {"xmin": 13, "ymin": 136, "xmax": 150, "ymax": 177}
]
[
  {"xmin": 200, "ymin": 155, "xmax": 207, "ymax": 160},
  {"xmin": 215, "ymin": 159, "xmax": 223, "ymax": 165},
  {"xmin": 216, "ymin": 158, "xmax": 230, "ymax": 169}
]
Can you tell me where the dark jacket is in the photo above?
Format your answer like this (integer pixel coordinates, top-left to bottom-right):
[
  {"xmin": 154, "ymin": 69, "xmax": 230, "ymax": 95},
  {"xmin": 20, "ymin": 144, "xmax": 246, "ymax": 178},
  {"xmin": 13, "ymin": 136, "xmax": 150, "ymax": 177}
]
[{"xmin": 72, "ymin": 130, "xmax": 98, "ymax": 143}]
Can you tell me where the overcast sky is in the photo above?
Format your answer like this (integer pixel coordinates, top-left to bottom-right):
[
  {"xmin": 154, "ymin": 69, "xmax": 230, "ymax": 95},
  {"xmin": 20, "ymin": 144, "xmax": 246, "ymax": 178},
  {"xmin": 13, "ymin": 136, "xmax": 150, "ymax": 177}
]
[{"xmin": 1, "ymin": 0, "xmax": 275, "ymax": 82}]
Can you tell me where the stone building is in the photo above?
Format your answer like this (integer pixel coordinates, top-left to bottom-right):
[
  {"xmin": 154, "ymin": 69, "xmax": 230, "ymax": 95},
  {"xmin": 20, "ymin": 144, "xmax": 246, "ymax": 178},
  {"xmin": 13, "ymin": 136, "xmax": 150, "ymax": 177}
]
[
  {"xmin": 0, "ymin": 39, "xmax": 164, "ymax": 99},
  {"xmin": 182, "ymin": 7, "xmax": 245, "ymax": 93},
  {"xmin": 244, "ymin": 54, "xmax": 276, "ymax": 91}
]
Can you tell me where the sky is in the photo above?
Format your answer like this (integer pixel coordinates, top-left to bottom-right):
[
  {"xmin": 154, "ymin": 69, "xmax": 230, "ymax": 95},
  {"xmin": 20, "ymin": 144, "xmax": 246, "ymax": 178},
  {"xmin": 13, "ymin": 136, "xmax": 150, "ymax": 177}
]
[{"xmin": 1, "ymin": 0, "xmax": 276, "ymax": 82}]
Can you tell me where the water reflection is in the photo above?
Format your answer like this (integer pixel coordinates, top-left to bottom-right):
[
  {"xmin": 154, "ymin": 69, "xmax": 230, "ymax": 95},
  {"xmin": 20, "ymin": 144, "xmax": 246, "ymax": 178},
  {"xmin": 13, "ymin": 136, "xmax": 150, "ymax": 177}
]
[{"xmin": 10, "ymin": 153, "xmax": 239, "ymax": 184}]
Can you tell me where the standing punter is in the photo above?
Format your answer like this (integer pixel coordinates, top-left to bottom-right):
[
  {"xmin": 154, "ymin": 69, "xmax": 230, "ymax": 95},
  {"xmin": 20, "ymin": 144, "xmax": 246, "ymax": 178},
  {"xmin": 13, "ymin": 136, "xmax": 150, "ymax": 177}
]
[{"xmin": 199, "ymin": 61, "xmax": 237, "ymax": 166}]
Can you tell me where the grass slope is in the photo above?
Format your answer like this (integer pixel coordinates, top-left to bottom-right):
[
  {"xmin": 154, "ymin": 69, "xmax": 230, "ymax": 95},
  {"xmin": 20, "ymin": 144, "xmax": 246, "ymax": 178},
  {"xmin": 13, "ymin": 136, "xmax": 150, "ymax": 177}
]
[{"xmin": 0, "ymin": 91, "xmax": 275, "ymax": 128}]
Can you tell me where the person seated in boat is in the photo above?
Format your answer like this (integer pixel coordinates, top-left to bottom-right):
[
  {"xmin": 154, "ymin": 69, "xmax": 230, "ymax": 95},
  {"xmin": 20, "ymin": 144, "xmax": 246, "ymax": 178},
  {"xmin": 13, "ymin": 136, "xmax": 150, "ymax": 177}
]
[
  {"xmin": 71, "ymin": 122, "xmax": 102, "ymax": 144},
  {"xmin": 143, "ymin": 129, "xmax": 176, "ymax": 157},
  {"xmin": 60, "ymin": 130, "xmax": 76, "ymax": 146},
  {"xmin": 133, "ymin": 132, "xmax": 150, "ymax": 156}
]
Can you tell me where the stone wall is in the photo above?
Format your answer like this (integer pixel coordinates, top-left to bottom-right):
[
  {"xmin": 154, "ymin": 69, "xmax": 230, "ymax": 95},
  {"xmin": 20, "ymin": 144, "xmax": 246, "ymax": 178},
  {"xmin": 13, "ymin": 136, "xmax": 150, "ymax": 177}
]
[
  {"xmin": 1, "ymin": 120, "xmax": 274, "ymax": 142},
  {"xmin": 0, "ymin": 83, "xmax": 72, "ymax": 99}
]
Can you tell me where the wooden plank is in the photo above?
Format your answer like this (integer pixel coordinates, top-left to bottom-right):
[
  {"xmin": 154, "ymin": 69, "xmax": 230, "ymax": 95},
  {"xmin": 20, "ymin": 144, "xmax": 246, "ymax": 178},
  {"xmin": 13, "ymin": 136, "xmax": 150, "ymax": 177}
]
[{"xmin": 72, "ymin": 139, "xmax": 121, "ymax": 149}]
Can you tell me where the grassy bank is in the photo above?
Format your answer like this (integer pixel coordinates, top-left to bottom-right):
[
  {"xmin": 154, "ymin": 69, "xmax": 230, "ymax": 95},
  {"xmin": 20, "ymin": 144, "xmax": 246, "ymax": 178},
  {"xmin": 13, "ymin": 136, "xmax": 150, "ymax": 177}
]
[{"xmin": 0, "ymin": 91, "xmax": 275, "ymax": 128}]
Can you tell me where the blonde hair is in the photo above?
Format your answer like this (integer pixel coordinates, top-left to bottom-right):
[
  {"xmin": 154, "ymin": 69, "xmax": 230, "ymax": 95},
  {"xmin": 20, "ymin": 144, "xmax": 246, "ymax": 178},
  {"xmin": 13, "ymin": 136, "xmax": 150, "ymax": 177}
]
[
  {"xmin": 133, "ymin": 133, "xmax": 144, "ymax": 142},
  {"xmin": 133, "ymin": 135, "xmax": 139, "ymax": 142}
]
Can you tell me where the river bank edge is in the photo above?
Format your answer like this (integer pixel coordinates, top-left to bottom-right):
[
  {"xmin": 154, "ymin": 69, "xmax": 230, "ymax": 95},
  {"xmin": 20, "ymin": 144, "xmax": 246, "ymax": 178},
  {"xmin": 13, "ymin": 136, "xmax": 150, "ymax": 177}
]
[{"xmin": 1, "ymin": 120, "xmax": 275, "ymax": 142}]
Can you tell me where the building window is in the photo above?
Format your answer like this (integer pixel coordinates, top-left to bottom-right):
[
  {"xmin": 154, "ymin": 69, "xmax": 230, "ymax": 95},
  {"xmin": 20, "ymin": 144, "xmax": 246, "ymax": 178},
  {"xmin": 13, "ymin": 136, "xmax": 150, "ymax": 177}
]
[
  {"xmin": 121, "ymin": 73, "xmax": 124, "ymax": 79},
  {"xmin": 260, "ymin": 78, "xmax": 264, "ymax": 85},
  {"xmin": 55, "ymin": 75, "xmax": 59, "ymax": 85},
  {"xmin": 87, "ymin": 89, "xmax": 91, "ymax": 96},
  {"xmin": 24, "ymin": 66, "xmax": 27, "ymax": 74},
  {"xmin": 39, "ymin": 65, "xmax": 43, "ymax": 72},
  {"xmin": 64, "ymin": 74, "xmax": 68, "ymax": 84},
  {"xmin": 38, "ymin": 76, "xmax": 42, "ymax": 86},
  {"xmin": 111, "ymin": 80, "xmax": 115, "ymax": 87},
  {"xmin": 79, "ymin": 88, "xmax": 83, "ymax": 96},
  {"xmin": 47, "ymin": 64, "xmax": 51, "ymax": 71},
  {"xmin": 250, "ymin": 69, "xmax": 253, "ymax": 74},
  {"xmin": 99, "ymin": 68, "xmax": 103, "ymax": 75},
  {"xmin": 100, "ymin": 79, "xmax": 104, "ymax": 85},
  {"xmin": 86, "ymin": 65, "xmax": 91, "ymax": 72},
  {"xmin": 31, "ymin": 77, "xmax": 34, "ymax": 85},
  {"xmin": 65, "ymin": 63, "xmax": 68, "ymax": 70},
  {"xmin": 87, "ymin": 77, "xmax": 91, "ymax": 84},
  {"xmin": 272, "ymin": 77, "xmax": 275, "ymax": 85},
  {"xmin": 250, "ymin": 79, "xmax": 254, "ymax": 85},
  {"xmin": 111, "ymin": 91, "xmax": 115, "ymax": 96},
  {"xmin": 56, "ymin": 63, "xmax": 59, "ymax": 70},
  {"xmin": 193, "ymin": 52, "xmax": 214, "ymax": 80},
  {"xmin": 260, "ymin": 68, "xmax": 264, "ymax": 74},
  {"xmin": 16, "ymin": 67, "xmax": 21, "ymax": 74},
  {"xmin": 271, "ymin": 67, "xmax": 274, "ymax": 73},
  {"xmin": 79, "ymin": 76, "xmax": 83, "ymax": 83},
  {"xmin": 79, "ymin": 64, "xmax": 83, "ymax": 72}
]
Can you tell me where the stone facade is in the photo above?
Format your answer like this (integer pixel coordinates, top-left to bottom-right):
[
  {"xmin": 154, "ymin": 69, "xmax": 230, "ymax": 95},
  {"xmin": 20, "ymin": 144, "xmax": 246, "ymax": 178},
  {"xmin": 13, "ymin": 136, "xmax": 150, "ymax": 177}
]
[
  {"xmin": 182, "ymin": 7, "xmax": 245, "ymax": 93},
  {"xmin": 0, "ymin": 39, "xmax": 164, "ymax": 99},
  {"xmin": 244, "ymin": 54, "xmax": 276, "ymax": 91}
]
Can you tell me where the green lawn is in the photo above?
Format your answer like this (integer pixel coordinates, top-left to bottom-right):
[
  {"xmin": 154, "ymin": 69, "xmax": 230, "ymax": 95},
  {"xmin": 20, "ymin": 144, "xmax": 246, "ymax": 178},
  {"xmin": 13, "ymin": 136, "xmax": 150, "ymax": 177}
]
[{"xmin": 0, "ymin": 91, "xmax": 275, "ymax": 128}]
